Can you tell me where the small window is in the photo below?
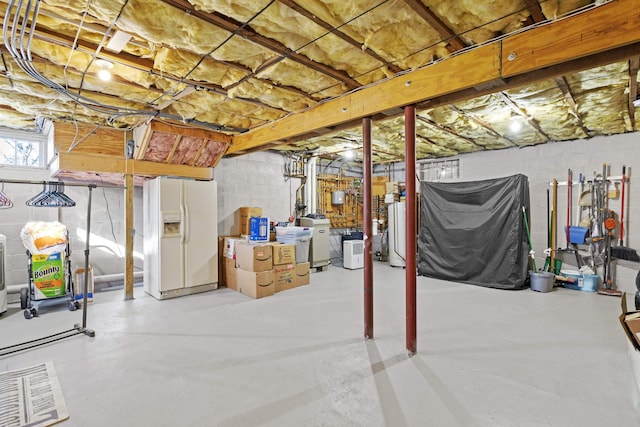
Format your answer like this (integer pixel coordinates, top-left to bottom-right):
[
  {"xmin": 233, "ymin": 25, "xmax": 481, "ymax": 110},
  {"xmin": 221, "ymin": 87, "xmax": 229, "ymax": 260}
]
[
  {"xmin": 0, "ymin": 132, "xmax": 45, "ymax": 167},
  {"xmin": 420, "ymin": 158, "xmax": 460, "ymax": 182}
]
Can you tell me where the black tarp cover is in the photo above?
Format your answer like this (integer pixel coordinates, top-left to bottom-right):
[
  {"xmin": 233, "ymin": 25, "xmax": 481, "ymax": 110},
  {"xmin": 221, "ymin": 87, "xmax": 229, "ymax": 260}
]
[{"xmin": 418, "ymin": 174, "xmax": 530, "ymax": 290}]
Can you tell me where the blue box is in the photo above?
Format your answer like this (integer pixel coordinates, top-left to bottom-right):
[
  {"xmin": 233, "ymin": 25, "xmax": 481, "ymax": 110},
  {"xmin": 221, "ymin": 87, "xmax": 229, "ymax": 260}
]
[{"xmin": 249, "ymin": 217, "xmax": 269, "ymax": 241}]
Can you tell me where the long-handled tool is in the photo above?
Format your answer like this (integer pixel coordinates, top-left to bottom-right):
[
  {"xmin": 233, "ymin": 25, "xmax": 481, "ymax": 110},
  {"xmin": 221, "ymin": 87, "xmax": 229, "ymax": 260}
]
[
  {"xmin": 620, "ymin": 165, "xmax": 626, "ymax": 246},
  {"xmin": 611, "ymin": 166, "xmax": 639, "ymax": 261},
  {"xmin": 566, "ymin": 169, "xmax": 572, "ymax": 249},
  {"xmin": 576, "ymin": 173, "xmax": 583, "ymax": 226},
  {"xmin": 551, "ymin": 178, "xmax": 557, "ymax": 272},
  {"xmin": 522, "ymin": 206, "xmax": 537, "ymax": 272},
  {"xmin": 598, "ymin": 213, "xmax": 622, "ymax": 297}
]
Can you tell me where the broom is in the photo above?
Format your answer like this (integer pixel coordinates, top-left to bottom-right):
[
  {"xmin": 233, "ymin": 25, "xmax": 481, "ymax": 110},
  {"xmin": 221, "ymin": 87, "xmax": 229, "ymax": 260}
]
[{"xmin": 612, "ymin": 166, "xmax": 640, "ymax": 262}]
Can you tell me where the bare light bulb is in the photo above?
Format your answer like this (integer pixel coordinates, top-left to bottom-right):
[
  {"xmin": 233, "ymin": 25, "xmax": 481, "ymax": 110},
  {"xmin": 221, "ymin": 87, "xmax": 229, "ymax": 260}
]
[
  {"xmin": 510, "ymin": 118, "xmax": 522, "ymax": 132},
  {"xmin": 98, "ymin": 68, "xmax": 112, "ymax": 81},
  {"xmin": 344, "ymin": 150, "xmax": 355, "ymax": 159}
]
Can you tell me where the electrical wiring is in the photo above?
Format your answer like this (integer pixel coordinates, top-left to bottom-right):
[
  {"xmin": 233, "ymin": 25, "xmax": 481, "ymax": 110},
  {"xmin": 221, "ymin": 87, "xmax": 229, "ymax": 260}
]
[
  {"xmin": 147, "ymin": 0, "xmax": 277, "ymax": 107},
  {"xmin": 98, "ymin": 174, "xmax": 122, "ymax": 257},
  {"xmin": 2, "ymin": 0, "xmax": 241, "ymax": 133}
]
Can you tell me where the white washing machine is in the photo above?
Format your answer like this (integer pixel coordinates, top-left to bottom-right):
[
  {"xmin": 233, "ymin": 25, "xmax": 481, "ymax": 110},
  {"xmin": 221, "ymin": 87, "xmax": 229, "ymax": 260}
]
[{"xmin": 0, "ymin": 234, "xmax": 7, "ymax": 315}]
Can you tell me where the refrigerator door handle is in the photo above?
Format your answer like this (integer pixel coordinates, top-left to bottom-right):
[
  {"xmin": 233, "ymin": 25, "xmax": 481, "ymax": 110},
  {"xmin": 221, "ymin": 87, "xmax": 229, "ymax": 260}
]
[
  {"xmin": 179, "ymin": 204, "xmax": 186, "ymax": 245},
  {"xmin": 183, "ymin": 204, "xmax": 189, "ymax": 244}
]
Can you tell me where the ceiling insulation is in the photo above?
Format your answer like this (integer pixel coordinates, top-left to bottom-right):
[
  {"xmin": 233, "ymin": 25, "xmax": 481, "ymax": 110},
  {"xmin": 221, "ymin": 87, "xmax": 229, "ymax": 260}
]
[{"xmin": 0, "ymin": 0, "xmax": 637, "ymax": 171}]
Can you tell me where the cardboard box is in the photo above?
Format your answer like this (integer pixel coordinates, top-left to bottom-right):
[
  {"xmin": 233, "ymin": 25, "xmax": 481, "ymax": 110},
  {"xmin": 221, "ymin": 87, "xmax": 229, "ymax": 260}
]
[
  {"xmin": 274, "ymin": 263, "xmax": 296, "ymax": 292},
  {"xmin": 273, "ymin": 243, "xmax": 296, "ymax": 265},
  {"xmin": 295, "ymin": 262, "xmax": 310, "ymax": 286},
  {"xmin": 238, "ymin": 207, "xmax": 262, "ymax": 236},
  {"xmin": 620, "ymin": 293, "xmax": 640, "ymax": 350},
  {"xmin": 224, "ymin": 257, "xmax": 238, "ymax": 291},
  {"xmin": 236, "ymin": 269, "xmax": 274, "ymax": 299},
  {"xmin": 235, "ymin": 241, "xmax": 273, "ymax": 272},
  {"xmin": 223, "ymin": 236, "xmax": 244, "ymax": 259}
]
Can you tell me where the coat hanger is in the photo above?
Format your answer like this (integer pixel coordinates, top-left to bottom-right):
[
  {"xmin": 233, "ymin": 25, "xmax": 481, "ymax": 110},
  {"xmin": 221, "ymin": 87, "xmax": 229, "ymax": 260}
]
[{"xmin": 0, "ymin": 183, "xmax": 13, "ymax": 209}]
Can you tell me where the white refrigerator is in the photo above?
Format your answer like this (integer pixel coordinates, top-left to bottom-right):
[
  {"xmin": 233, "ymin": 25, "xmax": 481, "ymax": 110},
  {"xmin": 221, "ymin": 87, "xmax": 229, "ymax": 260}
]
[{"xmin": 143, "ymin": 178, "xmax": 218, "ymax": 300}]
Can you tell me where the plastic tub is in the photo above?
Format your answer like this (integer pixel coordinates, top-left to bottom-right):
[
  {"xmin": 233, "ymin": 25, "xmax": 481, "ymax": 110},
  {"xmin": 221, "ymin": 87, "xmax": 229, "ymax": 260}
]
[
  {"xmin": 530, "ymin": 271, "xmax": 555, "ymax": 293},
  {"xmin": 276, "ymin": 236, "xmax": 311, "ymax": 263}
]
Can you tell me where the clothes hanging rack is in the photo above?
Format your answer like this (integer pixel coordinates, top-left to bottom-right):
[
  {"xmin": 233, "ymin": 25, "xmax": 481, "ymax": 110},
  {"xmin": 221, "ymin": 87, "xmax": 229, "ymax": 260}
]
[{"xmin": 0, "ymin": 179, "xmax": 124, "ymax": 356}]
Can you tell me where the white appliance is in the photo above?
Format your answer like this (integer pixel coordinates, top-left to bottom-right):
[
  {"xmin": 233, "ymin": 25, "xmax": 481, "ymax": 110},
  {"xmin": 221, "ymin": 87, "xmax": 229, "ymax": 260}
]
[
  {"xmin": 143, "ymin": 178, "xmax": 218, "ymax": 300},
  {"xmin": 299, "ymin": 217, "xmax": 330, "ymax": 269},
  {"xmin": 343, "ymin": 240, "xmax": 364, "ymax": 270},
  {"xmin": 388, "ymin": 201, "xmax": 406, "ymax": 267},
  {"xmin": 0, "ymin": 234, "xmax": 6, "ymax": 315}
]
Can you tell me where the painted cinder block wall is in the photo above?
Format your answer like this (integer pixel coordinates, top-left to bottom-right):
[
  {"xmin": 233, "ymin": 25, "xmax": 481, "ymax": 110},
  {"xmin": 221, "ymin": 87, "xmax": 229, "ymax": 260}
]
[{"xmin": 384, "ymin": 132, "xmax": 639, "ymax": 291}]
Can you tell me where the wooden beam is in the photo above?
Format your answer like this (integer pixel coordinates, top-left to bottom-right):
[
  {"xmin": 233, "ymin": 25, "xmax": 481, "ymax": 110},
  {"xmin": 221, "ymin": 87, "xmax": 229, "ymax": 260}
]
[
  {"xmin": 146, "ymin": 120, "xmax": 232, "ymax": 144},
  {"xmin": 165, "ymin": 135, "xmax": 183, "ymax": 163},
  {"xmin": 277, "ymin": 0, "xmax": 403, "ymax": 74},
  {"xmin": 416, "ymin": 116, "xmax": 485, "ymax": 149},
  {"xmin": 501, "ymin": 0, "xmax": 640, "ymax": 77},
  {"xmin": 523, "ymin": 0, "xmax": 546, "ymax": 23},
  {"xmin": 54, "ymin": 121, "xmax": 125, "ymax": 156},
  {"xmin": 554, "ymin": 76, "xmax": 591, "ymax": 136},
  {"xmin": 160, "ymin": 0, "xmax": 361, "ymax": 90},
  {"xmin": 403, "ymin": 0, "xmax": 466, "ymax": 52},
  {"xmin": 229, "ymin": 43, "xmax": 500, "ymax": 153},
  {"xmin": 628, "ymin": 57, "xmax": 639, "ymax": 130},
  {"xmin": 52, "ymin": 152, "xmax": 214, "ymax": 180},
  {"xmin": 124, "ymin": 173, "xmax": 134, "ymax": 300},
  {"xmin": 499, "ymin": 92, "xmax": 551, "ymax": 141},
  {"xmin": 28, "ymin": 28, "xmax": 287, "ymax": 114},
  {"xmin": 229, "ymin": 0, "xmax": 640, "ymax": 154},
  {"xmin": 444, "ymin": 105, "xmax": 518, "ymax": 147}
]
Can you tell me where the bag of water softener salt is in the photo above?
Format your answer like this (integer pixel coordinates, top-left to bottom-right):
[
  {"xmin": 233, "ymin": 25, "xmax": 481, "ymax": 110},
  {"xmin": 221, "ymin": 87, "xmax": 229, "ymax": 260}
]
[{"xmin": 20, "ymin": 221, "xmax": 68, "ymax": 254}]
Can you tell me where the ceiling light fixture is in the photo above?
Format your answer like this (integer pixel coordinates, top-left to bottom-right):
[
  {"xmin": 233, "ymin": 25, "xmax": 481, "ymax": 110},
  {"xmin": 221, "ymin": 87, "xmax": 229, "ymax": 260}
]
[
  {"xmin": 509, "ymin": 116, "xmax": 522, "ymax": 132},
  {"xmin": 343, "ymin": 149, "xmax": 355, "ymax": 160},
  {"xmin": 95, "ymin": 59, "xmax": 113, "ymax": 82}
]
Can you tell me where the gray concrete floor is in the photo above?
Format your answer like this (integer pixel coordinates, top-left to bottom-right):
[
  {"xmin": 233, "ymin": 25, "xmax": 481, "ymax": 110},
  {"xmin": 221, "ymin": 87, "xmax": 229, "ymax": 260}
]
[{"xmin": 1, "ymin": 262, "xmax": 639, "ymax": 426}]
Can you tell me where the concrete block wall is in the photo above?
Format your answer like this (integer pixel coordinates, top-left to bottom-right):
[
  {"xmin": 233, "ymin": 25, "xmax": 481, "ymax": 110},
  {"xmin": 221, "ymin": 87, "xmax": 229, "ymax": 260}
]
[
  {"xmin": 0, "ymin": 166, "xmax": 143, "ymax": 287},
  {"xmin": 214, "ymin": 150, "xmax": 300, "ymax": 236},
  {"xmin": 384, "ymin": 132, "xmax": 640, "ymax": 292}
]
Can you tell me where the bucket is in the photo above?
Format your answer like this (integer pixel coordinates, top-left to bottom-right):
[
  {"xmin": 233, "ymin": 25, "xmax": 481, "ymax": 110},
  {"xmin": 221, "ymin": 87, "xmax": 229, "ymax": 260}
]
[
  {"xmin": 580, "ymin": 274, "xmax": 599, "ymax": 292},
  {"xmin": 530, "ymin": 271, "xmax": 555, "ymax": 293}
]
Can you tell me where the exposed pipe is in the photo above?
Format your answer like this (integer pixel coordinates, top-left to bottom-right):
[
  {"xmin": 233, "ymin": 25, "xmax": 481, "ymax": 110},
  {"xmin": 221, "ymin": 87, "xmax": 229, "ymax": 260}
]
[
  {"xmin": 6, "ymin": 271, "xmax": 144, "ymax": 294},
  {"xmin": 363, "ymin": 116, "xmax": 373, "ymax": 339},
  {"xmin": 405, "ymin": 105, "xmax": 417, "ymax": 355}
]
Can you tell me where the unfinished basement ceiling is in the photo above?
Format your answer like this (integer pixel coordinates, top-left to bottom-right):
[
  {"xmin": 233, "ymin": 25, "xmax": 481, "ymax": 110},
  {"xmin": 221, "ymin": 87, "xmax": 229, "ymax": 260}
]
[{"xmin": 0, "ymin": 0, "xmax": 638, "ymax": 166}]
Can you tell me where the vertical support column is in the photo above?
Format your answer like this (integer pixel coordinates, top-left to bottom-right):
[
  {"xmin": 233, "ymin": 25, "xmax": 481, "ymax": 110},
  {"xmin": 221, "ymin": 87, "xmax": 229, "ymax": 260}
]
[
  {"xmin": 405, "ymin": 105, "xmax": 417, "ymax": 354},
  {"xmin": 124, "ymin": 173, "xmax": 134, "ymax": 300},
  {"xmin": 363, "ymin": 117, "xmax": 374, "ymax": 339}
]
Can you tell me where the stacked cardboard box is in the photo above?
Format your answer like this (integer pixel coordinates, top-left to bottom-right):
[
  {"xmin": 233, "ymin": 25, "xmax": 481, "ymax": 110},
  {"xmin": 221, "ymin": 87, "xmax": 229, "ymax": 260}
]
[
  {"xmin": 220, "ymin": 236, "xmax": 244, "ymax": 291},
  {"xmin": 221, "ymin": 235, "xmax": 311, "ymax": 299},
  {"xmin": 238, "ymin": 207, "xmax": 262, "ymax": 236},
  {"xmin": 235, "ymin": 241, "xmax": 275, "ymax": 299}
]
